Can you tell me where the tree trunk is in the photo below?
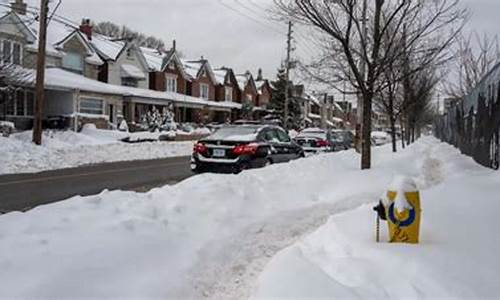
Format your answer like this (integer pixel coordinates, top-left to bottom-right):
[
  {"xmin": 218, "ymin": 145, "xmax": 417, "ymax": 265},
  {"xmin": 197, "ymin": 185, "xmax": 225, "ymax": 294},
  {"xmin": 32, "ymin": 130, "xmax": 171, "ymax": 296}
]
[
  {"xmin": 390, "ymin": 116, "xmax": 397, "ymax": 152},
  {"xmin": 388, "ymin": 94, "xmax": 397, "ymax": 153},
  {"xmin": 361, "ymin": 94, "xmax": 372, "ymax": 170},
  {"xmin": 400, "ymin": 115, "xmax": 406, "ymax": 149}
]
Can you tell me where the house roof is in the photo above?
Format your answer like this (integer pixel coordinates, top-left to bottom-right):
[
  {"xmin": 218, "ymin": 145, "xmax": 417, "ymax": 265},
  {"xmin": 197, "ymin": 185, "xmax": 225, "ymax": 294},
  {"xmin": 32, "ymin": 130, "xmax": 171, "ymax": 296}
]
[
  {"xmin": 15, "ymin": 67, "xmax": 241, "ymax": 109},
  {"xmin": 89, "ymin": 35, "xmax": 126, "ymax": 61},
  {"xmin": 182, "ymin": 59, "xmax": 217, "ymax": 84},
  {"xmin": 121, "ymin": 64, "xmax": 146, "ymax": 79},
  {"xmin": 235, "ymin": 72, "xmax": 257, "ymax": 93},
  {"xmin": 213, "ymin": 69, "xmax": 228, "ymax": 85},
  {"xmin": 0, "ymin": 8, "xmax": 103, "ymax": 66},
  {"xmin": 141, "ymin": 46, "xmax": 166, "ymax": 71}
]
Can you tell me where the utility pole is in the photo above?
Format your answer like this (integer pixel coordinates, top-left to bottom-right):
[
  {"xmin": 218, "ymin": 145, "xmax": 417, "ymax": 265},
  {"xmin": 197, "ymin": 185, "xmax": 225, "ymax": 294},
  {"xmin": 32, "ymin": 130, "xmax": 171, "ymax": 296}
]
[
  {"xmin": 284, "ymin": 21, "xmax": 293, "ymax": 129},
  {"xmin": 32, "ymin": 0, "xmax": 49, "ymax": 145},
  {"xmin": 355, "ymin": 0, "xmax": 368, "ymax": 152}
]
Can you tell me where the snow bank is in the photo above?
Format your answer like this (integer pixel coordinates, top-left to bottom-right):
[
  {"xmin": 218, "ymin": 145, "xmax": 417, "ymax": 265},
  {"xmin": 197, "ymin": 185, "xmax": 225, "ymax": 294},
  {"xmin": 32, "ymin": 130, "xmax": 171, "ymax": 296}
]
[
  {"xmin": 0, "ymin": 128, "xmax": 194, "ymax": 174},
  {"xmin": 253, "ymin": 139, "xmax": 500, "ymax": 299},
  {"xmin": 0, "ymin": 137, "xmax": 445, "ymax": 298}
]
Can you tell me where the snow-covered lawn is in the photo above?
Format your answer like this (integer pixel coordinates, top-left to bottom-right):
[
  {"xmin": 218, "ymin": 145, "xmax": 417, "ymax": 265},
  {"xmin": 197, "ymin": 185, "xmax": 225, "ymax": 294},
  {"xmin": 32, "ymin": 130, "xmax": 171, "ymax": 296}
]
[
  {"xmin": 0, "ymin": 126, "xmax": 195, "ymax": 175},
  {"xmin": 0, "ymin": 137, "xmax": 498, "ymax": 299},
  {"xmin": 253, "ymin": 139, "xmax": 500, "ymax": 299}
]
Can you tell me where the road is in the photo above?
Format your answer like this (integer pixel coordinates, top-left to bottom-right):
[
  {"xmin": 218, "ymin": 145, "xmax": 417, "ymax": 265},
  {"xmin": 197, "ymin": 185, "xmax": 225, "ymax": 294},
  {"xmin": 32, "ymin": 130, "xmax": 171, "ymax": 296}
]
[{"xmin": 0, "ymin": 156, "xmax": 193, "ymax": 213}]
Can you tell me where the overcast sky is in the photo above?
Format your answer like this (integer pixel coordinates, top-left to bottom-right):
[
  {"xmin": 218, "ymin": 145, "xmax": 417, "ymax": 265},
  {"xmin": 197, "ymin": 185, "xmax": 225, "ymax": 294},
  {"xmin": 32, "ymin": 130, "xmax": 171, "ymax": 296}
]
[{"xmin": 19, "ymin": 0, "xmax": 500, "ymax": 82}]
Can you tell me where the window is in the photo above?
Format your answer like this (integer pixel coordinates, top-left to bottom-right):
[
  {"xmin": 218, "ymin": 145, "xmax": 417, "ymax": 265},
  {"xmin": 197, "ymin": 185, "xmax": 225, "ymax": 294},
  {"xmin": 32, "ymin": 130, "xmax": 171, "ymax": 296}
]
[
  {"xmin": 200, "ymin": 83, "xmax": 209, "ymax": 99},
  {"xmin": 276, "ymin": 129, "xmax": 291, "ymax": 143},
  {"xmin": 245, "ymin": 94, "xmax": 253, "ymax": 103},
  {"xmin": 122, "ymin": 77, "xmax": 139, "ymax": 87},
  {"xmin": 3, "ymin": 40, "xmax": 11, "ymax": 63},
  {"xmin": 62, "ymin": 52, "xmax": 84, "ymax": 73},
  {"xmin": 16, "ymin": 90, "xmax": 24, "ymax": 116},
  {"xmin": 6, "ymin": 94, "xmax": 14, "ymax": 115},
  {"xmin": 79, "ymin": 98, "xmax": 104, "ymax": 115},
  {"xmin": 224, "ymin": 86, "xmax": 233, "ymax": 102},
  {"xmin": 26, "ymin": 91, "xmax": 34, "ymax": 116},
  {"xmin": 12, "ymin": 43, "xmax": 21, "ymax": 65},
  {"xmin": 166, "ymin": 76, "xmax": 177, "ymax": 92}
]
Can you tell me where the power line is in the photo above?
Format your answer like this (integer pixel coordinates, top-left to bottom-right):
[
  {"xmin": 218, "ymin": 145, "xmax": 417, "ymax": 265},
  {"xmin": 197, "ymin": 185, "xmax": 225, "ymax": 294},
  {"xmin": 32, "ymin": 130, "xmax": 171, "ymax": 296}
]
[{"xmin": 217, "ymin": 0, "xmax": 285, "ymax": 35}]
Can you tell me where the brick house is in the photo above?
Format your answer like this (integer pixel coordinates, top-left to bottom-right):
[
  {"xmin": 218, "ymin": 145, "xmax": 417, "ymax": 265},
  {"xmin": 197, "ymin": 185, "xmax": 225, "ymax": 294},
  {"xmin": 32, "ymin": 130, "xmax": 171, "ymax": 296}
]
[{"xmin": 235, "ymin": 71, "xmax": 258, "ymax": 106}]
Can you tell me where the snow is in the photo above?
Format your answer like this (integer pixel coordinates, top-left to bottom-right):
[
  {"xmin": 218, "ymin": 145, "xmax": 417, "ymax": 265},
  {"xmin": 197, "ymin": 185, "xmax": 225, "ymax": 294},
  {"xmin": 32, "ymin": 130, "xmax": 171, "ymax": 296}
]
[
  {"xmin": 0, "ymin": 121, "xmax": 15, "ymax": 129},
  {"xmin": 0, "ymin": 127, "xmax": 194, "ymax": 175},
  {"xmin": 1, "ymin": 137, "xmax": 498, "ymax": 298},
  {"xmin": 120, "ymin": 64, "xmax": 147, "ymax": 79},
  {"xmin": 253, "ymin": 137, "xmax": 500, "ymax": 299}
]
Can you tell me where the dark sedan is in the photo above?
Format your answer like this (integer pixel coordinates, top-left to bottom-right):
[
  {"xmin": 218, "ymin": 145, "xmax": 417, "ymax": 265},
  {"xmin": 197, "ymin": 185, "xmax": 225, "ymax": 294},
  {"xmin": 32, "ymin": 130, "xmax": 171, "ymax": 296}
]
[{"xmin": 191, "ymin": 125, "xmax": 304, "ymax": 173}]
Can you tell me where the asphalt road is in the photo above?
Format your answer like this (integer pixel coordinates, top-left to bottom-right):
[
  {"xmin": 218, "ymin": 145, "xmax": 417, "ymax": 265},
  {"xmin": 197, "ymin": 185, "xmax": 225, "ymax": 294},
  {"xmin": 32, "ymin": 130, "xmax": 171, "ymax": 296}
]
[{"xmin": 0, "ymin": 156, "xmax": 193, "ymax": 213}]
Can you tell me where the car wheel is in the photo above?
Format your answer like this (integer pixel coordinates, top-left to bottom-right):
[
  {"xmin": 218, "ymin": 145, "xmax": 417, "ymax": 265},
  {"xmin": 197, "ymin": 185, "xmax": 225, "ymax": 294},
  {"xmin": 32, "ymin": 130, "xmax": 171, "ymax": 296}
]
[{"xmin": 264, "ymin": 158, "xmax": 273, "ymax": 167}]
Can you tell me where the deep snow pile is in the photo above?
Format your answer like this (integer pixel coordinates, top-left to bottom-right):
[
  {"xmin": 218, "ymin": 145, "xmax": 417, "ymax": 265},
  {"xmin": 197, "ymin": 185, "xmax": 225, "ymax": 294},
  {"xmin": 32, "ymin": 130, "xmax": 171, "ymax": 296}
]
[
  {"xmin": 0, "ymin": 127, "xmax": 194, "ymax": 175},
  {"xmin": 253, "ymin": 139, "xmax": 500, "ymax": 299},
  {"xmin": 0, "ymin": 137, "xmax": 457, "ymax": 298}
]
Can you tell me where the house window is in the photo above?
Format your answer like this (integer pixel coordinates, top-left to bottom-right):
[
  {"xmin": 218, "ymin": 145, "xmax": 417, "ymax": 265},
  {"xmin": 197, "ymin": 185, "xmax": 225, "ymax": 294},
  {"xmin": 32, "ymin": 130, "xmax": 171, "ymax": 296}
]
[
  {"xmin": 200, "ymin": 83, "xmax": 209, "ymax": 99},
  {"xmin": 12, "ymin": 43, "xmax": 21, "ymax": 65},
  {"xmin": 79, "ymin": 98, "xmax": 104, "ymax": 115},
  {"xmin": 26, "ymin": 91, "xmax": 34, "ymax": 116},
  {"xmin": 6, "ymin": 94, "xmax": 14, "ymax": 115},
  {"xmin": 16, "ymin": 90, "xmax": 24, "ymax": 116},
  {"xmin": 224, "ymin": 86, "xmax": 233, "ymax": 102},
  {"xmin": 2, "ymin": 40, "xmax": 11, "ymax": 63},
  {"xmin": 166, "ymin": 76, "xmax": 177, "ymax": 92},
  {"xmin": 1, "ymin": 40, "xmax": 22, "ymax": 65},
  {"xmin": 62, "ymin": 52, "xmax": 84, "ymax": 73},
  {"xmin": 122, "ymin": 77, "xmax": 139, "ymax": 87}
]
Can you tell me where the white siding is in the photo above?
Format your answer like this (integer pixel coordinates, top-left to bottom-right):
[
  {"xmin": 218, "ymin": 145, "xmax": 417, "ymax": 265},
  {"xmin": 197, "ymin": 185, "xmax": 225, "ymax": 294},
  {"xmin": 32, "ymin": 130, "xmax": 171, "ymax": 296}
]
[{"xmin": 107, "ymin": 45, "xmax": 149, "ymax": 89}]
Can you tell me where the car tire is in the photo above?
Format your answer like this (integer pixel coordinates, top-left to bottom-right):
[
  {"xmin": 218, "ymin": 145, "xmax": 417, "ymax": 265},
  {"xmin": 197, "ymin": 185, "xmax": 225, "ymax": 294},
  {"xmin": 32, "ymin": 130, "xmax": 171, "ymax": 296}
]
[{"xmin": 265, "ymin": 158, "xmax": 273, "ymax": 167}]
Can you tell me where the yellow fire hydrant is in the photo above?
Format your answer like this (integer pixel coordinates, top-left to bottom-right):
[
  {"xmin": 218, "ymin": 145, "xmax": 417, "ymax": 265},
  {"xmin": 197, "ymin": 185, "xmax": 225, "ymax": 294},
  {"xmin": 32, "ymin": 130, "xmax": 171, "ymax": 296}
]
[
  {"xmin": 374, "ymin": 176, "xmax": 422, "ymax": 244},
  {"xmin": 385, "ymin": 177, "xmax": 421, "ymax": 244}
]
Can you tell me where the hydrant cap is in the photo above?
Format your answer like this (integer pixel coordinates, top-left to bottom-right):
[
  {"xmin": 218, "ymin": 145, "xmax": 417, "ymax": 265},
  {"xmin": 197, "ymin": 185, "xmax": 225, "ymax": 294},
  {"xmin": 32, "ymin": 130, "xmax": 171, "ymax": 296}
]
[{"xmin": 388, "ymin": 176, "xmax": 418, "ymax": 193}]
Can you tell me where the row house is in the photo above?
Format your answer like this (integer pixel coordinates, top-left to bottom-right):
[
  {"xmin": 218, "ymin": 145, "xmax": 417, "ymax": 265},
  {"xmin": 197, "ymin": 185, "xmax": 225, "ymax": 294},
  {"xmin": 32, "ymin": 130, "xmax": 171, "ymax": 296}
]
[
  {"xmin": 0, "ymin": 0, "xmax": 274, "ymax": 131},
  {"xmin": 0, "ymin": 4, "xmax": 125, "ymax": 130}
]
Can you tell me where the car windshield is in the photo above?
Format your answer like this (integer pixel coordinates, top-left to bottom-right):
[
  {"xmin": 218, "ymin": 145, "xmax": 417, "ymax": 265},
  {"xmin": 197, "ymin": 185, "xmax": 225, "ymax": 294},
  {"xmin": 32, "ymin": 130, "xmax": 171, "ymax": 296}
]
[
  {"xmin": 208, "ymin": 126, "xmax": 260, "ymax": 141},
  {"xmin": 331, "ymin": 132, "xmax": 344, "ymax": 142}
]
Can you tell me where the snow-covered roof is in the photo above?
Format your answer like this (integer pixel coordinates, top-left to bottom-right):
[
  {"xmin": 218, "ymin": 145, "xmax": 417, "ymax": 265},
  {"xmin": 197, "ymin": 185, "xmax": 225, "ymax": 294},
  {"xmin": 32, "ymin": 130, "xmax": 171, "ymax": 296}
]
[
  {"xmin": 43, "ymin": 67, "xmax": 240, "ymax": 109},
  {"xmin": 235, "ymin": 73, "xmax": 253, "ymax": 91},
  {"xmin": 308, "ymin": 113, "xmax": 321, "ymax": 120},
  {"xmin": 0, "ymin": 9, "xmax": 103, "ymax": 66},
  {"xmin": 140, "ymin": 46, "xmax": 166, "ymax": 71},
  {"xmin": 213, "ymin": 69, "xmax": 228, "ymax": 85},
  {"xmin": 120, "ymin": 64, "xmax": 146, "ymax": 79},
  {"xmin": 182, "ymin": 59, "xmax": 217, "ymax": 84},
  {"xmin": 332, "ymin": 117, "xmax": 344, "ymax": 123},
  {"xmin": 89, "ymin": 35, "xmax": 125, "ymax": 61}
]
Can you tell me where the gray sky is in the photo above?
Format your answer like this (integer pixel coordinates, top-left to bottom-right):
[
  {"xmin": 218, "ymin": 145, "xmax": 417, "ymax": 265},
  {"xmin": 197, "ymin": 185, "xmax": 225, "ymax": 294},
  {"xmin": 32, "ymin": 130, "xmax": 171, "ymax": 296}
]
[{"xmin": 22, "ymin": 0, "xmax": 500, "ymax": 81}]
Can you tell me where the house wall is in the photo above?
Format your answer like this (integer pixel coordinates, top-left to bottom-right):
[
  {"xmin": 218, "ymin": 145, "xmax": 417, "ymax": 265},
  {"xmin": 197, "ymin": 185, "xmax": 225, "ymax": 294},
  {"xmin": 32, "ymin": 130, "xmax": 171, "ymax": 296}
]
[
  {"xmin": 107, "ymin": 45, "xmax": 149, "ymax": 89},
  {"xmin": 191, "ymin": 74, "xmax": 215, "ymax": 101},
  {"xmin": 257, "ymin": 86, "xmax": 271, "ymax": 107},
  {"xmin": 164, "ymin": 63, "xmax": 188, "ymax": 94},
  {"xmin": 242, "ymin": 84, "xmax": 258, "ymax": 106},
  {"xmin": 23, "ymin": 50, "xmax": 61, "ymax": 69},
  {"xmin": 61, "ymin": 35, "xmax": 98, "ymax": 80}
]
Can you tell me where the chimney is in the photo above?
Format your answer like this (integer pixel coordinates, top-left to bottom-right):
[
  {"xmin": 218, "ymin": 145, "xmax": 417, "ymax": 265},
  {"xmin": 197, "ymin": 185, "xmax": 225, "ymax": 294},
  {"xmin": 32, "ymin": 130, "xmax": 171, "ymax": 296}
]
[
  {"xmin": 256, "ymin": 68, "xmax": 263, "ymax": 81},
  {"xmin": 11, "ymin": 0, "xmax": 27, "ymax": 15},
  {"xmin": 172, "ymin": 39, "xmax": 176, "ymax": 51},
  {"xmin": 79, "ymin": 19, "xmax": 93, "ymax": 40}
]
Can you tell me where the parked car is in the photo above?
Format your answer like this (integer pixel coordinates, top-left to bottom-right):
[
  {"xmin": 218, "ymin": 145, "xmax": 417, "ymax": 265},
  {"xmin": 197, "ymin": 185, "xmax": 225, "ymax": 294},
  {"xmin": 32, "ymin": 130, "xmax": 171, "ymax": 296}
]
[
  {"xmin": 191, "ymin": 125, "xmax": 304, "ymax": 173},
  {"xmin": 371, "ymin": 131, "xmax": 391, "ymax": 146},
  {"xmin": 330, "ymin": 130, "xmax": 354, "ymax": 150},
  {"xmin": 294, "ymin": 128, "xmax": 334, "ymax": 153}
]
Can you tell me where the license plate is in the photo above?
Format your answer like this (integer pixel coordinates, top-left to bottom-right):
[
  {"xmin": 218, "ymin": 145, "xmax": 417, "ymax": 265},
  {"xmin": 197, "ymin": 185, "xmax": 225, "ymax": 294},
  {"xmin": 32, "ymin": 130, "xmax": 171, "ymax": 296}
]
[{"xmin": 213, "ymin": 149, "xmax": 226, "ymax": 157}]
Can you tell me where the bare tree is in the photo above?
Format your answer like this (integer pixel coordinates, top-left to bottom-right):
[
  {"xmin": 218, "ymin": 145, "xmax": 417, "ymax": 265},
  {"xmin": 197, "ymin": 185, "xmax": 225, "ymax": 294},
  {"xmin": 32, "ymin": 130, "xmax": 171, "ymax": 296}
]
[
  {"xmin": 94, "ymin": 21, "xmax": 166, "ymax": 50},
  {"xmin": 443, "ymin": 32, "xmax": 500, "ymax": 102},
  {"xmin": 274, "ymin": 0, "xmax": 466, "ymax": 169}
]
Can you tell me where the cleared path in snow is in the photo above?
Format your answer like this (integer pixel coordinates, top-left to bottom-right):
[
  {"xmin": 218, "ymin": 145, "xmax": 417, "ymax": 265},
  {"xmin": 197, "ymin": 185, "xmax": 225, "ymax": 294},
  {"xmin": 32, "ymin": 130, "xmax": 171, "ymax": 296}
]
[{"xmin": 0, "ymin": 156, "xmax": 192, "ymax": 213}]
